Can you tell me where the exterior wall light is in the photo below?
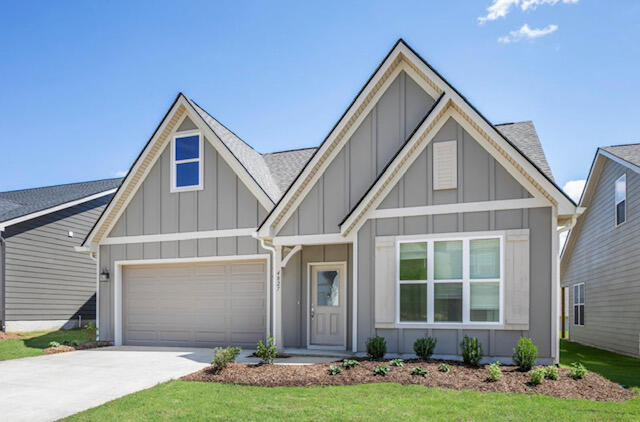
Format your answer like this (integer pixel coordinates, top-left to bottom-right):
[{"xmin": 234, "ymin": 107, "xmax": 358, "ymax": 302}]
[{"xmin": 99, "ymin": 269, "xmax": 110, "ymax": 282}]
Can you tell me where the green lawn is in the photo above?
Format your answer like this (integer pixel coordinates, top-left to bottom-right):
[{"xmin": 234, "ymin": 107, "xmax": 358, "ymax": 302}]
[
  {"xmin": 0, "ymin": 329, "xmax": 87, "ymax": 361},
  {"xmin": 63, "ymin": 339, "xmax": 640, "ymax": 422}
]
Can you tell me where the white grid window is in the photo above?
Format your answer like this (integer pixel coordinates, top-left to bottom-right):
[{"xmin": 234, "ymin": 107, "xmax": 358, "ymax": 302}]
[
  {"xmin": 573, "ymin": 283, "xmax": 584, "ymax": 326},
  {"xmin": 171, "ymin": 131, "xmax": 204, "ymax": 193}
]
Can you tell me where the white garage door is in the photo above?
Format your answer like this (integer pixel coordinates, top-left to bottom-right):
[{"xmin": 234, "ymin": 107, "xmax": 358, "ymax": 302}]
[{"xmin": 123, "ymin": 260, "xmax": 267, "ymax": 348}]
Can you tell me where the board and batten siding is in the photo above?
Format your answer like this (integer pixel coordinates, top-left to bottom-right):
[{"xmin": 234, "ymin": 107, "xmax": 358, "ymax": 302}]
[
  {"xmin": 562, "ymin": 157, "xmax": 640, "ymax": 358},
  {"xmin": 2, "ymin": 196, "xmax": 110, "ymax": 325},
  {"xmin": 98, "ymin": 119, "xmax": 270, "ymax": 341},
  {"xmin": 278, "ymin": 71, "xmax": 436, "ymax": 236}
]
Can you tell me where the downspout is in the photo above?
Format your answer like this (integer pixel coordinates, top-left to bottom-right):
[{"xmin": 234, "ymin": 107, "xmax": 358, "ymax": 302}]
[
  {"xmin": 0, "ymin": 229, "xmax": 6, "ymax": 332},
  {"xmin": 258, "ymin": 237, "xmax": 280, "ymax": 348}
]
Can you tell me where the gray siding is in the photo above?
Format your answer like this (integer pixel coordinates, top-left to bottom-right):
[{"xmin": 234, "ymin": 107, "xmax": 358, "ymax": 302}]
[
  {"xmin": 562, "ymin": 158, "xmax": 640, "ymax": 357},
  {"xmin": 281, "ymin": 244, "xmax": 352, "ymax": 349},
  {"xmin": 3, "ymin": 196, "xmax": 109, "ymax": 322},
  {"xmin": 98, "ymin": 121, "xmax": 270, "ymax": 341},
  {"xmin": 278, "ymin": 71, "xmax": 435, "ymax": 235}
]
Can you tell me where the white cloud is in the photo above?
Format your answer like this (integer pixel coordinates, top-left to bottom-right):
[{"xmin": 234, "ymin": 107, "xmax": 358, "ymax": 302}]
[
  {"xmin": 562, "ymin": 179, "xmax": 586, "ymax": 203},
  {"xmin": 498, "ymin": 23, "xmax": 558, "ymax": 43},
  {"xmin": 478, "ymin": 0, "xmax": 579, "ymax": 23},
  {"xmin": 114, "ymin": 170, "xmax": 127, "ymax": 177}
]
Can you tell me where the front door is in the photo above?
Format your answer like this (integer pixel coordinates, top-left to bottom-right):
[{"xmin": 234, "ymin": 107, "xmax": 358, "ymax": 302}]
[{"xmin": 310, "ymin": 263, "xmax": 346, "ymax": 348}]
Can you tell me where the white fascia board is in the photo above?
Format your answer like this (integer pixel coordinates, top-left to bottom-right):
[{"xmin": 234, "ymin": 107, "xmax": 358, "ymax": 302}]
[
  {"xmin": 272, "ymin": 233, "xmax": 352, "ymax": 246},
  {"xmin": 102, "ymin": 228, "xmax": 257, "ymax": 245},
  {"xmin": 0, "ymin": 189, "xmax": 116, "ymax": 232}
]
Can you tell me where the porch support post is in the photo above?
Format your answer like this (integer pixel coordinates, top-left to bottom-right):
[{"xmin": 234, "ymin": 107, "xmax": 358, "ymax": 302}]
[{"xmin": 274, "ymin": 245, "xmax": 284, "ymax": 351}]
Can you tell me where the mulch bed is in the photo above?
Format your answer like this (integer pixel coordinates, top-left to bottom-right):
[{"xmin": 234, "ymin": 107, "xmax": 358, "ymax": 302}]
[
  {"xmin": 0, "ymin": 332, "xmax": 22, "ymax": 341},
  {"xmin": 43, "ymin": 341, "xmax": 111, "ymax": 355},
  {"xmin": 181, "ymin": 359, "xmax": 635, "ymax": 402}
]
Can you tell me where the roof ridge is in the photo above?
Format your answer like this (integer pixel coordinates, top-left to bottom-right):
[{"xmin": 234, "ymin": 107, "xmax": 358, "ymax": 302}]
[
  {"xmin": 263, "ymin": 146, "xmax": 317, "ymax": 156},
  {"xmin": 494, "ymin": 120, "xmax": 533, "ymax": 126},
  {"xmin": 602, "ymin": 142, "xmax": 640, "ymax": 148},
  {"xmin": 0, "ymin": 177, "xmax": 122, "ymax": 195}
]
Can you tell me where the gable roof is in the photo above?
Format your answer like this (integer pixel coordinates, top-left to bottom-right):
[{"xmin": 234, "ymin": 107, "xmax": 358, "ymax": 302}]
[
  {"xmin": 601, "ymin": 144, "xmax": 640, "ymax": 169},
  {"xmin": 0, "ymin": 178, "xmax": 121, "ymax": 226},
  {"xmin": 496, "ymin": 121, "xmax": 554, "ymax": 181},
  {"xmin": 263, "ymin": 148, "xmax": 317, "ymax": 192}
]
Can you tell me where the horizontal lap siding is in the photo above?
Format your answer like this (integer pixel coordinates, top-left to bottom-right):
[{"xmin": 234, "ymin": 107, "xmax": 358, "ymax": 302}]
[
  {"xmin": 563, "ymin": 158, "xmax": 640, "ymax": 357},
  {"xmin": 3, "ymin": 196, "xmax": 109, "ymax": 321}
]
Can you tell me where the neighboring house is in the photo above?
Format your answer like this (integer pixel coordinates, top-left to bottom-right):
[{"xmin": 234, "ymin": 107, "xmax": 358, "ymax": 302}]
[
  {"xmin": 82, "ymin": 39, "xmax": 579, "ymax": 363},
  {"xmin": 561, "ymin": 144, "xmax": 640, "ymax": 358},
  {"xmin": 0, "ymin": 178, "xmax": 121, "ymax": 331}
]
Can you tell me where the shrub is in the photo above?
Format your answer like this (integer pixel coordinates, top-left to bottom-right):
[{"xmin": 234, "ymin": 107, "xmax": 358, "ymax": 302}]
[
  {"xmin": 211, "ymin": 346, "xmax": 242, "ymax": 372},
  {"xmin": 48, "ymin": 341, "xmax": 61, "ymax": 348},
  {"xmin": 487, "ymin": 362, "xmax": 502, "ymax": 382},
  {"xmin": 256, "ymin": 336, "xmax": 277, "ymax": 364},
  {"xmin": 342, "ymin": 359, "xmax": 359, "ymax": 369},
  {"xmin": 373, "ymin": 365, "xmax": 389, "ymax": 376},
  {"xmin": 569, "ymin": 362, "xmax": 587, "ymax": 380},
  {"xmin": 438, "ymin": 363, "xmax": 451, "ymax": 373},
  {"xmin": 460, "ymin": 336, "xmax": 483, "ymax": 367},
  {"xmin": 544, "ymin": 365, "xmax": 559, "ymax": 380},
  {"xmin": 413, "ymin": 336, "xmax": 437, "ymax": 360},
  {"xmin": 529, "ymin": 368, "xmax": 545, "ymax": 386},
  {"xmin": 512, "ymin": 337, "xmax": 538, "ymax": 371},
  {"xmin": 328, "ymin": 365, "xmax": 342, "ymax": 375},
  {"xmin": 389, "ymin": 358, "xmax": 404, "ymax": 367},
  {"xmin": 365, "ymin": 336, "xmax": 387, "ymax": 360},
  {"xmin": 83, "ymin": 322, "xmax": 97, "ymax": 343},
  {"xmin": 411, "ymin": 366, "xmax": 428, "ymax": 377}
]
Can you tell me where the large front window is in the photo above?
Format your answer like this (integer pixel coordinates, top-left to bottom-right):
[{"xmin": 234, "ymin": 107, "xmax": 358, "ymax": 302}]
[{"xmin": 397, "ymin": 234, "xmax": 502, "ymax": 325}]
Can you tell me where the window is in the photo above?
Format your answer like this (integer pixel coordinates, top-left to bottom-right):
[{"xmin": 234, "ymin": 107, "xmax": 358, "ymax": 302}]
[
  {"xmin": 397, "ymin": 234, "xmax": 502, "ymax": 325},
  {"xmin": 573, "ymin": 283, "xmax": 584, "ymax": 326},
  {"xmin": 171, "ymin": 132, "xmax": 203, "ymax": 192},
  {"xmin": 615, "ymin": 174, "xmax": 626, "ymax": 226}
]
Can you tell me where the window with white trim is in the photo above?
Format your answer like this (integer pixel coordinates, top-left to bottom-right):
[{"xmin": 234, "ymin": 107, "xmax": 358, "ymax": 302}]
[
  {"xmin": 573, "ymin": 283, "xmax": 584, "ymax": 326},
  {"xmin": 615, "ymin": 174, "xmax": 626, "ymax": 226},
  {"xmin": 171, "ymin": 132, "xmax": 203, "ymax": 192},
  {"xmin": 397, "ymin": 234, "xmax": 502, "ymax": 325}
]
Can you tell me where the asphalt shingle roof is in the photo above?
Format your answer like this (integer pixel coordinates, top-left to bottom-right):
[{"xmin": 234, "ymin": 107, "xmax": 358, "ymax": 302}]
[
  {"xmin": 0, "ymin": 178, "xmax": 122, "ymax": 224},
  {"xmin": 263, "ymin": 148, "xmax": 316, "ymax": 192},
  {"xmin": 601, "ymin": 144, "xmax": 640, "ymax": 168},
  {"xmin": 496, "ymin": 121, "xmax": 554, "ymax": 182}
]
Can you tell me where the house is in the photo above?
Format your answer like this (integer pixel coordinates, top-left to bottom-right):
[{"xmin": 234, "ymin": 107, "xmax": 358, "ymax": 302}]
[
  {"xmin": 561, "ymin": 144, "xmax": 640, "ymax": 358},
  {"xmin": 81, "ymin": 39, "xmax": 580, "ymax": 363},
  {"xmin": 0, "ymin": 178, "xmax": 121, "ymax": 331}
]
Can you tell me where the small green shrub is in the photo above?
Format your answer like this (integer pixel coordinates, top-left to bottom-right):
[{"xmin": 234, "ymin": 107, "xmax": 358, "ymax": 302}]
[
  {"xmin": 487, "ymin": 362, "xmax": 502, "ymax": 382},
  {"xmin": 411, "ymin": 366, "xmax": 428, "ymax": 377},
  {"xmin": 211, "ymin": 346, "xmax": 242, "ymax": 372},
  {"xmin": 256, "ymin": 336, "xmax": 277, "ymax": 364},
  {"xmin": 389, "ymin": 358, "xmax": 404, "ymax": 367},
  {"xmin": 373, "ymin": 365, "xmax": 389, "ymax": 376},
  {"xmin": 413, "ymin": 336, "xmax": 437, "ymax": 360},
  {"xmin": 529, "ymin": 368, "xmax": 545, "ymax": 386},
  {"xmin": 365, "ymin": 336, "xmax": 387, "ymax": 360},
  {"xmin": 48, "ymin": 341, "xmax": 61, "ymax": 347},
  {"xmin": 569, "ymin": 362, "xmax": 587, "ymax": 380},
  {"xmin": 342, "ymin": 359, "xmax": 359, "ymax": 369},
  {"xmin": 460, "ymin": 335, "xmax": 483, "ymax": 367},
  {"xmin": 328, "ymin": 365, "xmax": 342, "ymax": 375},
  {"xmin": 544, "ymin": 365, "xmax": 559, "ymax": 380},
  {"xmin": 72, "ymin": 341, "xmax": 80, "ymax": 347},
  {"xmin": 438, "ymin": 363, "xmax": 451, "ymax": 373},
  {"xmin": 83, "ymin": 322, "xmax": 97, "ymax": 343},
  {"xmin": 512, "ymin": 337, "xmax": 538, "ymax": 371}
]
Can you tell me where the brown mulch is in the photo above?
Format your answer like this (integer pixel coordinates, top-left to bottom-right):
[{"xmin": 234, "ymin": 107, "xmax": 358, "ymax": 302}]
[
  {"xmin": 0, "ymin": 332, "xmax": 22, "ymax": 341},
  {"xmin": 43, "ymin": 341, "xmax": 111, "ymax": 355},
  {"xmin": 181, "ymin": 360, "xmax": 635, "ymax": 402}
]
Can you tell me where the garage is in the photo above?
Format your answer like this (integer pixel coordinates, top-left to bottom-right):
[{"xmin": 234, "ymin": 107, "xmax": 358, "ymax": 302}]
[{"xmin": 122, "ymin": 259, "xmax": 267, "ymax": 348}]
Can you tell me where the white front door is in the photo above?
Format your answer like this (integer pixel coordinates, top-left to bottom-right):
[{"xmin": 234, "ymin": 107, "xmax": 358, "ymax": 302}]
[{"xmin": 310, "ymin": 263, "xmax": 346, "ymax": 348}]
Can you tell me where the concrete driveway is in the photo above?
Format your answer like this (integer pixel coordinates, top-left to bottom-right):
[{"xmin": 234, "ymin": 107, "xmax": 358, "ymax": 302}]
[{"xmin": 0, "ymin": 346, "xmax": 213, "ymax": 422}]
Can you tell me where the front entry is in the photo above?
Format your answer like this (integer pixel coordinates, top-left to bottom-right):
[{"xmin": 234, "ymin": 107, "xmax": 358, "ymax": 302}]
[{"xmin": 309, "ymin": 263, "xmax": 346, "ymax": 348}]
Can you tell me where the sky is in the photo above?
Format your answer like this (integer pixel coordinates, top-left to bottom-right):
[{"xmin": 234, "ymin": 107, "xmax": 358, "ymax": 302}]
[{"xmin": 1, "ymin": 0, "xmax": 639, "ymax": 201}]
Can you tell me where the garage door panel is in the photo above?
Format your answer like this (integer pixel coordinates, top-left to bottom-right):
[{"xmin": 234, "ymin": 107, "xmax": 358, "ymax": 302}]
[{"xmin": 123, "ymin": 260, "xmax": 267, "ymax": 347}]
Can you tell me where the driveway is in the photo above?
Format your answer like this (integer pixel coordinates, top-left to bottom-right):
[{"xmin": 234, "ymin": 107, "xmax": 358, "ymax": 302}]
[{"xmin": 0, "ymin": 346, "xmax": 213, "ymax": 422}]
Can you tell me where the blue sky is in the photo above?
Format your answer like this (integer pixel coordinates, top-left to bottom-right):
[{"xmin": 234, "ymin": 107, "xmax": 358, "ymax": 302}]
[{"xmin": 1, "ymin": 1, "xmax": 638, "ymax": 200}]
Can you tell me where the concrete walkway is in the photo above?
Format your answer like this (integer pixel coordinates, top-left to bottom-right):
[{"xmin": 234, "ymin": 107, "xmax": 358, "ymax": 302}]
[{"xmin": 0, "ymin": 346, "xmax": 213, "ymax": 422}]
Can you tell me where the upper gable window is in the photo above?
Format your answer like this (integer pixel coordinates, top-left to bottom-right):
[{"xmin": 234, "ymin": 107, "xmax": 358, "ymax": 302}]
[
  {"xmin": 171, "ymin": 132, "xmax": 203, "ymax": 192},
  {"xmin": 433, "ymin": 140, "xmax": 457, "ymax": 190},
  {"xmin": 615, "ymin": 174, "xmax": 626, "ymax": 226}
]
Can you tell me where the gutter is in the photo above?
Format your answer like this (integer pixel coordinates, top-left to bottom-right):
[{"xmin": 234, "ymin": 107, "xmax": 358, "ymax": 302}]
[{"xmin": 1, "ymin": 230, "xmax": 5, "ymax": 331}]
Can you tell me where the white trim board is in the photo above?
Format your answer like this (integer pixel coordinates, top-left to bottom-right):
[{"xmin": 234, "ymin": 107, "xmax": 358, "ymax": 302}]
[
  {"xmin": 102, "ymin": 228, "xmax": 257, "ymax": 245},
  {"xmin": 0, "ymin": 188, "xmax": 116, "ymax": 231},
  {"xmin": 111, "ymin": 254, "xmax": 271, "ymax": 346}
]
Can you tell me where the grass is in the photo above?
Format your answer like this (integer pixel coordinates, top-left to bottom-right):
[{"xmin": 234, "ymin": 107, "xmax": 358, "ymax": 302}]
[
  {"xmin": 0, "ymin": 329, "xmax": 87, "ymax": 361},
  {"xmin": 63, "ymin": 339, "xmax": 640, "ymax": 421},
  {"xmin": 560, "ymin": 339, "xmax": 640, "ymax": 388}
]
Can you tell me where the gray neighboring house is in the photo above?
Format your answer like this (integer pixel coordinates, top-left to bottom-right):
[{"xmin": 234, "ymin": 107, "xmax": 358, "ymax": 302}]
[
  {"xmin": 0, "ymin": 178, "xmax": 121, "ymax": 331},
  {"xmin": 561, "ymin": 144, "xmax": 640, "ymax": 358},
  {"xmin": 82, "ymin": 39, "xmax": 579, "ymax": 363}
]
